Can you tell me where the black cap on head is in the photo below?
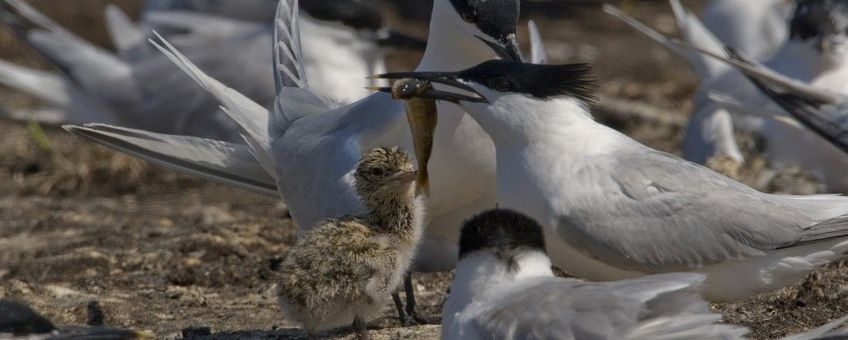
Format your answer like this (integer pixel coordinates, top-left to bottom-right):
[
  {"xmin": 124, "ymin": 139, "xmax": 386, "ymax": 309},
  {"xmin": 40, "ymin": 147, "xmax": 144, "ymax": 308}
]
[
  {"xmin": 457, "ymin": 60, "xmax": 596, "ymax": 102},
  {"xmin": 300, "ymin": 0, "xmax": 384, "ymax": 32},
  {"xmin": 449, "ymin": 0, "xmax": 520, "ymax": 43},
  {"xmin": 790, "ymin": 0, "xmax": 848, "ymax": 41},
  {"xmin": 459, "ymin": 209, "xmax": 546, "ymax": 259}
]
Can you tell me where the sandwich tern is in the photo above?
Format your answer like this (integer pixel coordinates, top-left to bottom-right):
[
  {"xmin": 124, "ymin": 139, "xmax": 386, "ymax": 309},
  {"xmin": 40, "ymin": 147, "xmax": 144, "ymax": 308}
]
[
  {"xmin": 607, "ymin": 0, "xmax": 848, "ymax": 192},
  {"xmin": 67, "ymin": 0, "xmax": 519, "ymax": 324},
  {"xmin": 0, "ymin": 0, "xmax": 423, "ymax": 135},
  {"xmin": 137, "ymin": 0, "xmax": 521, "ymax": 271},
  {"xmin": 378, "ymin": 61, "xmax": 848, "ymax": 302},
  {"xmin": 277, "ymin": 147, "xmax": 426, "ymax": 339},
  {"xmin": 444, "ymin": 209, "xmax": 749, "ymax": 340},
  {"xmin": 444, "ymin": 209, "xmax": 848, "ymax": 340}
]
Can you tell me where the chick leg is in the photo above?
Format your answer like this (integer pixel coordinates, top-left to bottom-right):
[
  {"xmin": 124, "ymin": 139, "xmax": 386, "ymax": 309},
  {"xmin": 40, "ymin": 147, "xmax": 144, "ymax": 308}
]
[
  {"xmin": 403, "ymin": 273, "xmax": 436, "ymax": 325},
  {"xmin": 352, "ymin": 315, "xmax": 370, "ymax": 340},
  {"xmin": 391, "ymin": 292, "xmax": 412, "ymax": 326}
]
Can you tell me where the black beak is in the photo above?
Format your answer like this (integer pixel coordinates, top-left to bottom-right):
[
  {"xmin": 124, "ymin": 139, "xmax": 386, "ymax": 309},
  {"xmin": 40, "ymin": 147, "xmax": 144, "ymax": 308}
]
[
  {"xmin": 478, "ymin": 34, "xmax": 523, "ymax": 62},
  {"xmin": 371, "ymin": 72, "xmax": 489, "ymax": 104}
]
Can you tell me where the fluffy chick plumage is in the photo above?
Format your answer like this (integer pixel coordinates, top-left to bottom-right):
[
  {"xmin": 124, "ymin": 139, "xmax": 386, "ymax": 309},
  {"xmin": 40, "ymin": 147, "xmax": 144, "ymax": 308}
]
[{"xmin": 277, "ymin": 147, "xmax": 426, "ymax": 335}]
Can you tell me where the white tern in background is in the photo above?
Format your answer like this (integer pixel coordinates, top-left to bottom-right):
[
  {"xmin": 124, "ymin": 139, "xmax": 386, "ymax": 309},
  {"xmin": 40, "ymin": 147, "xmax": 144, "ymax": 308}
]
[
  {"xmin": 701, "ymin": 0, "xmax": 795, "ymax": 61},
  {"xmin": 606, "ymin": 0, "xmax": 848, "ymax": 192},
  {"xmin": 0, "ymin": 0, "xmax": 425, "ymax": 138}
]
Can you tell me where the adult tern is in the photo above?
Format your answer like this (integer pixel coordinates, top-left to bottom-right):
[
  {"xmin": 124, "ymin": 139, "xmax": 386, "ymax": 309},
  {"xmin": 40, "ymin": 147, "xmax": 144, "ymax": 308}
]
[
  {"xmin": 378, "ymin": 61, "xmax": 848, "ymax": 302},
  {"xmin": 67, "ymin": 0, "xmax": 520, "ymax": 325},
  {"xmin": 0, "ymin": 0, "xmax": 423, "ymax": 135},
  {"xmin": 607, "ymin": 0, "xmax": 848, "ymax": 192},
  {"xmin": 445, "ymin": 209, "xmax": 748, "ymax": 340},
  {"xmin": 444, "ymin": 209, "xmax": 848, "ymax": 340},
  {"xmin": 138, "ymin": 0, "xmax": 520, "ymax": 269}
]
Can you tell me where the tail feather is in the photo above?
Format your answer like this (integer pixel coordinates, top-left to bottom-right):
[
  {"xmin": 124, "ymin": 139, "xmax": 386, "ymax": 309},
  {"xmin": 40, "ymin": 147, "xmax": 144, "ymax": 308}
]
[
  {"xmin": 627, "ymin": 314, "xmax": 749, "ymax": 340},
  {"xmin": 149, "ymin": 32, "xmax": 275, "ymax": 177},
  {"xmin": 64, "ymin": 124, "xmax": 279, "ymax": 198},
  {"xmin": 104, "ymin": 5, "xmax": 146, "ymax": 57},
  {"xmin": 766, "ymin": 239, "xmax": 848, "ymax": 286},
  {"xmin": 0, "ymin": 59, "xmax": 69, "ymax": 106}
]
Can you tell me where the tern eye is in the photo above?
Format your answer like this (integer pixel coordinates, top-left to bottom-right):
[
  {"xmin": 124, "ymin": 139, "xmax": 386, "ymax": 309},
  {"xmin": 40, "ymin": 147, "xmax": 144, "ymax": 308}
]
[
  {"xmin": 491, "ymin": 77, "xmax": 513, "ymax": 92},
  {"xmin": 370, "ymin": 168, "xmax": 385, "ymax": 177}
]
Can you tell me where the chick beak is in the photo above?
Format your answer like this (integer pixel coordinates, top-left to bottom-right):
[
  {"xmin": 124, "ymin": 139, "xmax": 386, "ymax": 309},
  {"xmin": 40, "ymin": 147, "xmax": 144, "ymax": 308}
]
[{"xmin": 392, "ymin": 170, "xmax": 418, "ymax": 183}]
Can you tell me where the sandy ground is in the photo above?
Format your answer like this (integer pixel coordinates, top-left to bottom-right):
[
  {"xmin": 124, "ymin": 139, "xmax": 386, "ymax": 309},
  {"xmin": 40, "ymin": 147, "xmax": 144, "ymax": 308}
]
[{"xmin": 1, "ymin": 1, "xmax": 848, "ymax": 339}]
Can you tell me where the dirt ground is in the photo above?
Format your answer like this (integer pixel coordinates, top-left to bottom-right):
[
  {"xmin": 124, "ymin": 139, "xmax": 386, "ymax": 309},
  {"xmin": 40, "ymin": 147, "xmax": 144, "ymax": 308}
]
[{"xmin": 1, "ymin": 1, "xmax": 848, "ymax": 339}]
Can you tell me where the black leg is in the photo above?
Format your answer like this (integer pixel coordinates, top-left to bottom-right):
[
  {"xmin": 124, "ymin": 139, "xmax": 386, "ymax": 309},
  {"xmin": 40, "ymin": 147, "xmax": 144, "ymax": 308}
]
[
  {"xmin": 392, "ymin": 291, "xmax": 413, "ymax": 326},
  {"xmin": 403, "ymin": 273, "xmax": 436, "ymax": 325},
  {"xmin": 352, "ymin": 315, "xmax": 369, "ymax": 340}
]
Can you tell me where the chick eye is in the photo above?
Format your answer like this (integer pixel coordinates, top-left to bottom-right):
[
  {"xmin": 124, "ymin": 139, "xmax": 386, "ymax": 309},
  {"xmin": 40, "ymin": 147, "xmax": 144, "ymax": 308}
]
[
  {"xmin": 370, "ymin": 168, "xmax": 385, "ymax": 176},
  {"xmin": 491, "ymin": 77, "xmax": 512, "ymax": 92}
]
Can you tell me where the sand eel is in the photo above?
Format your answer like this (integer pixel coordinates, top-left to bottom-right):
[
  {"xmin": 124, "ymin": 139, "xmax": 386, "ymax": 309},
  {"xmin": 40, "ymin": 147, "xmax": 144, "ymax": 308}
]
[{"xmin": 276, "ymin": 147, "xmax": 427, "ymax": 339}]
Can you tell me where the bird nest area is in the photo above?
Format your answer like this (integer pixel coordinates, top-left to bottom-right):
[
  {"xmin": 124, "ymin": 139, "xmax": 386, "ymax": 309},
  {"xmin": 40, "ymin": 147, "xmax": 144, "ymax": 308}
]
[{"xmin": 1, "ymin": 1, "xmax": 847, "ymax": 339}]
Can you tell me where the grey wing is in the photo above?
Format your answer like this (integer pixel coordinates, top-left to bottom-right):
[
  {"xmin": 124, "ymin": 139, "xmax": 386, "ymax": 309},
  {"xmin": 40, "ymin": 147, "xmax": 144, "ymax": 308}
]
[
  {"xmin": 558, "ymin": 148, "xmax": 835, "ymax": 272},
  {"xmin": 270, "ymin": 0, "xmax": 330, "ymax": 135},
  {"xmin": 65, "ymin": 124, "xmax": 278, "ymax": 198},
  {"xmin": 472, "ymin": 274, "xmax": 747, "ymax": 339}
]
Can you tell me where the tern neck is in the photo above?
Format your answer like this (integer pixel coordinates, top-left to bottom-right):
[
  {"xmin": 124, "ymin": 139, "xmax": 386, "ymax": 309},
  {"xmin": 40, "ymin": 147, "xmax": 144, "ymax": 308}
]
[
  {"xmin": 416, "ymin": 0, "xmax": 499, "ymax": 72},
  {"xmin": 448, "ymin": 250, "xmax": 553, "ymax": 306}
]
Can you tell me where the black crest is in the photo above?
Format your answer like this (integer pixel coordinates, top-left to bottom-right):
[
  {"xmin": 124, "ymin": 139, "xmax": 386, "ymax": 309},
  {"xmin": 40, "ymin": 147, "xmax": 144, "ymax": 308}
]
[
  {"xmin": 458, "ymin": 60, "xmax": 597, "ymax": 102},
  {"xmin": 790, "ymin": 0, "xmax": 848, "ymax": 41},
  {"xmin": 449, "ymin": 0, "xmax": 520, "ymax": 43},
  {"xmin": 459, "ymin": 209, "xmax": 546, "ymax": 259},
  {"xmin": 300, "ymin": 0, "xmax": 384, "ymax": 32}
]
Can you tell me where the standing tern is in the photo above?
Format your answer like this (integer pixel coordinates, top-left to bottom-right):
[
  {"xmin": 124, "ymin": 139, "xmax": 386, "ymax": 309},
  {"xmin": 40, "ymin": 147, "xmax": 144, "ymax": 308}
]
[
  {"xmin": 140, "ymin": 0, "xmax": 521, "ymax": 271},
  {"xmin": 0, "ymin": 0, "xmax": 424, "ymax": 135},
  {"xmin": 445, "ymin": 209, "xmax": 848, "ymax": 340},
  {"xmin": 378, "ymin": 61, "xmax": 848, "ymax": 302},
  {"xmin": 74, "ymin": 0, "xmax": 519, "ymax": 325},
  {"xmin": 277, "ymin": 147, "xmax": 425, "ymax": 339},
  {"xmin": 607, "ymin": 0, "xmax": 848, "ymax": 192}
]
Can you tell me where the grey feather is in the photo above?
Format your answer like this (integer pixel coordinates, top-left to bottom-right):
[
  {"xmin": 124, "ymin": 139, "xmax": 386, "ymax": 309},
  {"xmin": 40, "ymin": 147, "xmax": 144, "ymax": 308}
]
[
  {"xmin": 558, "ymin": 147, "xmax": 848, "ymax": 272},
  {"xmin": 471, "ymin": 274, "xmax": 747, "ymax": 339},
  {"xmin": 64, "ymin": 124, "xmax": 277, "ymax": 197}
]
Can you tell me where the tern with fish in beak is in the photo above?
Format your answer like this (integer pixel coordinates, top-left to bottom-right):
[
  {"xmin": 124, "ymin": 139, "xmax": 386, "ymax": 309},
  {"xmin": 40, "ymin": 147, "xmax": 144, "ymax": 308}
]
[{"xmin": 378, "ymin": 60, "xmax": 848, "ymax": 302}]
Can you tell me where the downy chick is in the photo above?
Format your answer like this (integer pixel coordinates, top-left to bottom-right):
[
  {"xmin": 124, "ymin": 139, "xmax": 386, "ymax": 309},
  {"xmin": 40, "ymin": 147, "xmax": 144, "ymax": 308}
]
[{"xmin": 276, "ymin": 147, "xmax": 426, "ymax": 339}]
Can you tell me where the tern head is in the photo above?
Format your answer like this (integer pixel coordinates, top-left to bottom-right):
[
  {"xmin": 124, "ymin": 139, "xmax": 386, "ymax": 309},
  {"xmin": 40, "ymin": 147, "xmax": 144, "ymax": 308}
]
[
  {"xmin": 377, "ymin": 60, "xmax": 596, "ymax": 119},
  {"xmin": 354, "ymin": 147, "xmax": 417, "ymax": 202},
  {"xmin": 790, "ymin": 0, "xmax": 848, "ymax": 55},
  {"xmin": 458, "ymin": 209, "xmax": 547, "ymax": 264},
  {"xmin": 300, "ymin": 0, "xmax": 383, "ymax": 32},
  {"xmin": 442, "ymin": 0, "xmax": 522, "ymax": 61}
]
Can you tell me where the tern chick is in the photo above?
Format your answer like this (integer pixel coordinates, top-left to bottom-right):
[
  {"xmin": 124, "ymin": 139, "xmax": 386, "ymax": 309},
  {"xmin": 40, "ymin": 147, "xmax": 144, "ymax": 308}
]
[{"xmin": 276, "ymin": 147, "xmax": 426, "ymax": 339}]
